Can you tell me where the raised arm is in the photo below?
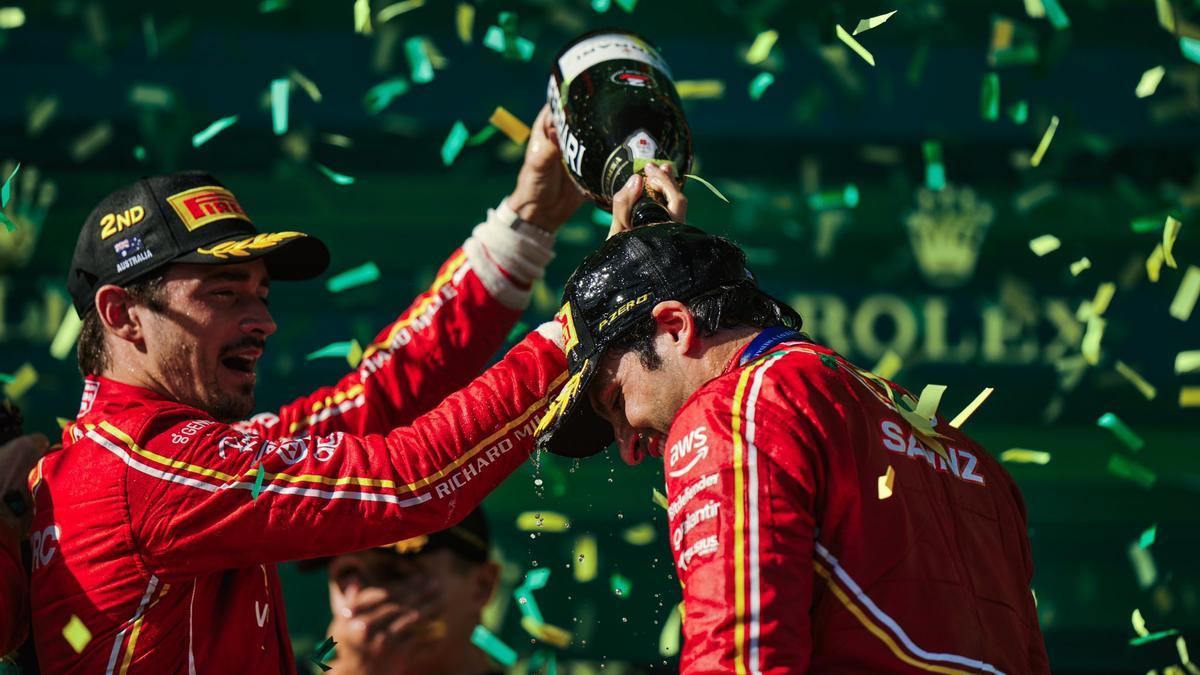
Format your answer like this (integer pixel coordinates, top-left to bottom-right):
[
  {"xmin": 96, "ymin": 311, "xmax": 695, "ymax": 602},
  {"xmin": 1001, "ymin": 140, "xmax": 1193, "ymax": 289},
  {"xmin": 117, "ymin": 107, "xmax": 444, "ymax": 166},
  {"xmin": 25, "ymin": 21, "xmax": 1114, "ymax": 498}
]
[{"xmin": 109, "ymin": 326, "xmax": 565, "ymax": 581}]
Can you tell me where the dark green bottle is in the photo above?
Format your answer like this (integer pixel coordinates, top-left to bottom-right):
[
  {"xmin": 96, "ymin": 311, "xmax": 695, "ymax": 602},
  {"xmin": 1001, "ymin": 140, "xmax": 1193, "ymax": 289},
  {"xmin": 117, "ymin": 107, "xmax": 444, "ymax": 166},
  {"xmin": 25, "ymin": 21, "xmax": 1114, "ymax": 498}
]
[{"xmin": 548, "ymin": 30, "xmax": 693, "ymax": 227}]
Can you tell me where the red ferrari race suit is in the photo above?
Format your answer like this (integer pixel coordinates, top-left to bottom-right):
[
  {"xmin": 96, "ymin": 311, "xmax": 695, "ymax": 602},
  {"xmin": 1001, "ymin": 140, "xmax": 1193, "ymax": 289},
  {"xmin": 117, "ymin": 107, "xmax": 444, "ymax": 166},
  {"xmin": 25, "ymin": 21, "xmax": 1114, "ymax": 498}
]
[
  {"xmin": 664, "ymin": 329, "xmax": 1049, "ymax": 674},
  {"xmin": 0, "ymin": 520, "xmax": 27, "ymax": 655},
  {"xmin": 28, "ymin": 201, "xmax": 566, "ymax": 674}
]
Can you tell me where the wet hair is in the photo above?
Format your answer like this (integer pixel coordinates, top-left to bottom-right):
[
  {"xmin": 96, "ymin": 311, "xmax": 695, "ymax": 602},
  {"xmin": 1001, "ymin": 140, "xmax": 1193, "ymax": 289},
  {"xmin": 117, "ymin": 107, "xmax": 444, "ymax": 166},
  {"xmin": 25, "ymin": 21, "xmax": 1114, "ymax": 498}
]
[
  {"xmin": 605, "ymin": 281, "xmax": 805, "ymax": 371},
  {"xmin": 77, "ymin": 274, "xmax": 167, "ymax": 376}
]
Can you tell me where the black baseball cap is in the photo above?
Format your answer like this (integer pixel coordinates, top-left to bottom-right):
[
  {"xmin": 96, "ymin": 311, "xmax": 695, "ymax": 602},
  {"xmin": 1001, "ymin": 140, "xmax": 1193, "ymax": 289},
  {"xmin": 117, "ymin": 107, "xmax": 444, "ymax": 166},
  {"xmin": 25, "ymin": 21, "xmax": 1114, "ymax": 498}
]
[
  {"xmin": 68, "ymin": 171, "xmax": 330, "ymax": 315},
  {"xmin": 299, "ymin": 508, "xmax": 492, "ymax": 571},
  {"xmin": 534, "ymin": 223, "xmax": 755, "ymax": 458}
]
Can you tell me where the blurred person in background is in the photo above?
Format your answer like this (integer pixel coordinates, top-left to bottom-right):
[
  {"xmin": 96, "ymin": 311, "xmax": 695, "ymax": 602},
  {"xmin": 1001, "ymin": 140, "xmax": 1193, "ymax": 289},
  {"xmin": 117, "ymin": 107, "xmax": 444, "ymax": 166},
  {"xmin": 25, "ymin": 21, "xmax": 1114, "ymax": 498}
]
[
  {"xmin": 28, "ymin": 105, "xmax": 582, "ymax": 673},
  {"xmin": 304, "ymin": 508, "xmax": 504, "ymax": 675},
  {"xmin": 0, "ymin": 429, "xmax": 49, "ymax": 657},
  {"xmin": 536, "ymin": 183, "xmax": 1049, "ymax": 672}
]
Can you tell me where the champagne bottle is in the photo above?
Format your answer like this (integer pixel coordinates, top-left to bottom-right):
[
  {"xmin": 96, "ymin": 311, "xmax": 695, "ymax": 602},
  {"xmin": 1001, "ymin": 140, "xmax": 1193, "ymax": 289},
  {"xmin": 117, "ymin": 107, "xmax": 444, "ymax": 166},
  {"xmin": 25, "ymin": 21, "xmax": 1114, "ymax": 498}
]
[{"xmin": 548, "ymin": 30, "xmax": 693, "ymax": 227}]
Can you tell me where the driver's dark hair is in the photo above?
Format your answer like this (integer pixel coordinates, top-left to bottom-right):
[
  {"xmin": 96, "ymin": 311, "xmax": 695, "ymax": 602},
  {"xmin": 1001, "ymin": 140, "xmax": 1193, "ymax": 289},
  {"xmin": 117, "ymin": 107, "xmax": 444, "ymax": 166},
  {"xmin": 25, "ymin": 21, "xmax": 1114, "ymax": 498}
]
[
  {"xmin": 605, "ymin": 281, "xmax": 805, "ymax": 371},
  {"xmin": 77, "ymin": 273, "xmax": 167, "ymax": 376}
]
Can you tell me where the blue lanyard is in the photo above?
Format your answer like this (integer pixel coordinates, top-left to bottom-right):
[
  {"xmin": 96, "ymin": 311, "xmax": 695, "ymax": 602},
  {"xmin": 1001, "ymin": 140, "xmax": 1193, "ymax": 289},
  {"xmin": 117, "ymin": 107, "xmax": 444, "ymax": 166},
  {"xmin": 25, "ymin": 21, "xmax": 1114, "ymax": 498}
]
[{"xmin": 739, "ymin": 327, "xmax": 803, "ymax": 367}]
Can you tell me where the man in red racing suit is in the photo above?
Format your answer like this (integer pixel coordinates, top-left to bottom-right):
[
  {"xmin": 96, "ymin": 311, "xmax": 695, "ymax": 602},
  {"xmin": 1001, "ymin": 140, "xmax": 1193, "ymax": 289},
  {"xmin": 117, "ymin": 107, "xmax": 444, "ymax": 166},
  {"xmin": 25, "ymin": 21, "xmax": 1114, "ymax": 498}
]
[
  {"xmin": 534, "ymin": 224, "xmax": 1049, "ymax": 674},
  {"xmin": 31, "ymin": 106, "xmax": 582, "ymax": 672}
]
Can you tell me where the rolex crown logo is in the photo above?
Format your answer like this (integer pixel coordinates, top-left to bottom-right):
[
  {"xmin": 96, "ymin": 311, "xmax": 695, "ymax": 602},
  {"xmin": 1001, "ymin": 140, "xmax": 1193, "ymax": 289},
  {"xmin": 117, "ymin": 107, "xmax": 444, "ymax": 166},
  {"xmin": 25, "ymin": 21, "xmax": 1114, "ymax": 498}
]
[{"xmin": 904, "ymin": 184, "xmax": 994, "ymax": 289}]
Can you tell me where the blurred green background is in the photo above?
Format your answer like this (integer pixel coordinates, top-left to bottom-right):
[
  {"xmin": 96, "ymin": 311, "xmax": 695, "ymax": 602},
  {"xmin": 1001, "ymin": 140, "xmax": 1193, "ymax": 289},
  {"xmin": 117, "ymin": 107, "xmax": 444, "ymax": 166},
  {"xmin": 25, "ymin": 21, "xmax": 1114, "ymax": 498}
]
[{"xmin": 3, "ymin": 0, "xmax": 1199, "ymax": 672}]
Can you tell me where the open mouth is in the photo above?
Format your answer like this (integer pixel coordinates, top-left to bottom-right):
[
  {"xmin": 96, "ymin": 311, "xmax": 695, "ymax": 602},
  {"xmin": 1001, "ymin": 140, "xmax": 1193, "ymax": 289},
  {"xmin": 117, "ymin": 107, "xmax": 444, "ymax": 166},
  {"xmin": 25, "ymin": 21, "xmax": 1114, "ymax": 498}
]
[
  {"xmin": 620, "ymin": 432, "xmax": 664, "ymax": 466},
  {"xmin": 221, "ymin": 355, "xmax": 257, "ymax": 374}
]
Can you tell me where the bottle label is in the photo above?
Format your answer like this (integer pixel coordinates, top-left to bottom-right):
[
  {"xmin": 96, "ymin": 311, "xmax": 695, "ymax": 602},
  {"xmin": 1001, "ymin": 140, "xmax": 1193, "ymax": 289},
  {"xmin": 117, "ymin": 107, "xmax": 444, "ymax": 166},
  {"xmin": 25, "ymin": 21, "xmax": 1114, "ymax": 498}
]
[{"xmin": 556, "ymin": 33, "xmax": 671, "ymax": 87}]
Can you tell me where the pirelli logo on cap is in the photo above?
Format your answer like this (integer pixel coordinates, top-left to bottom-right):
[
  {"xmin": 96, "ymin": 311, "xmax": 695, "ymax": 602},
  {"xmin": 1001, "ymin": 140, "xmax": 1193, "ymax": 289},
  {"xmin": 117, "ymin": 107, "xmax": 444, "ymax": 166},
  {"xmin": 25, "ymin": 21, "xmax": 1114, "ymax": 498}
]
[{"xmin": 166, "ymin": 186, "xmax": 251, "ymax": 232}]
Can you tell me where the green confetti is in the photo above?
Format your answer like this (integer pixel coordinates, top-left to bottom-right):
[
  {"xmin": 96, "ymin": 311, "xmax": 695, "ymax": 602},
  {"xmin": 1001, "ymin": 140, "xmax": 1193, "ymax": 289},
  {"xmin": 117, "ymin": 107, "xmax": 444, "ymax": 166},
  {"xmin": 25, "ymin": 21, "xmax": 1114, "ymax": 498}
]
[
  {"xmin": 471, "ymin": 626, "xmax": 517, "ymax": 667},
  {"xmin": 405, "ymin": 37, "xmax": 435, "ymax": 84},
  {"xmin": 591, "ymin": 0, "xmax": 611, "ymax": 11},
  {"xmin": 315, "ymin": 163, "xmax": 355, "ymax": 185},
  {"xmin": 1130, "ymin": 629, "xmax": 1179, "ymax": 647},
  {"xmin": 441, "ymin": 121, "xmax": 470, "ymax": 166},
  {"xmin": 1, "ymin": 162, "xmax": 19, "ymax": 207},
  {"xmin": 1098, "ymin": 412, "xmax": 1145, "ymax": 452},
  {"xmin": 513, "ymin": 585, "xmax": 544, "ymax": 623},
  {"xmin": 1183, "ymin": 37, "xmax": 1200, "ymax": 65},
  {"xmin": 611, "ymin": 572, "xmax": 632, "ymax": 598},
  {"xmin": 191, "ymin": 114, "xmax": 239, "ymax": 148},
  {"xmin": 1108, "ymin": 454, "xmax": 1156, "ymax": 489},
  {"xmin": 259, "ymin": 0, "xmax": 289, "ymax": 12},
  {"xmin": 992, "ymin": 43, "xmax": 1040, "ymax": 67},
  {"xmin": 482, "ymin": 22, "xmax": 535, "ymax": 61},
  {"xmin": 506, "ymin": 321, "xmax": 530, "ymax": 342},
  {"xmin": 467, "ymin": 124, "xmax": 499, "ymax": 146},
  {"xmin": 326, "ymin": 262, "xmax": 381, "ymax": 293},
  {"xmin": 1007, "ymin": 100, "xmax": 1029, "ymax": 124},
  {"xmin": 364, "ymin": 78, "xmax": 410, "ymax": 115},
  {"xmin": 525, "ymin": 567, "xmax": 551, "ymax": 590},
  {"xmin": 981, "ymin": 73, "xmax": 1000, "ymax": 121},
  {"xmin": 922, "ymin": 141, "xmax": 946, "ymax": 190},
  {"xmin": 1132, "ymin": 215, "xmax": 1166, "ymax": 233},
  {"xmin": 808, "ymin": 184, "xmax": 859, "ymax": 211},
  {"xmin": 748, "ymin": 72, "xmax": 775, "ymax": 100},
  {"xmin": 0, "ymin": 373, "xmax": 12, "ymax": 384},
  {"xmin": 307, "ymin": 340, "xmax": 361, "ymax": 361},
  {"xmin": 820, "ymin": 354, "xmax": 838, "ymax": 370},
  {"xmin": 309, "ymin": 635, "xmax": 336, "ymax": 671},
  {"xmin": 270, "ymin": 78, "xmax": 290, "ymax": 136},
  {"xmin": 1041, "ymin": 0, "xmax": 1070, "ymax": 29},
  {"xmin": 133, "ymin": 145, "xmax": 147, "ymax": 161},
  {"xmin": 652, "ymin": 487, "xmax": 668, "ymax": 510},
  {"xmin": 1138, "ymin": 524, "xmax": 1157, "ymax": 549},
  {"xmin": 684, "ymin": 173, "xmax": 731, "ymax": 204},
  {"xmin": 529, "ymin": 650, "xmax": 558, "ymax": 675},
  {"xmin": 591, "ymin": 208, "xmax": 613, "ymax": 226},
  {"xmin": 614, "ymin": 0, "xmax": 637, "ymax": 12},
  {"xmin": 251, "ymin": 464, "xmax": 266, "ymax": 500},
  {"xmin": 0, "ymin": 212, "xmax": 14, "ymax": 233}
]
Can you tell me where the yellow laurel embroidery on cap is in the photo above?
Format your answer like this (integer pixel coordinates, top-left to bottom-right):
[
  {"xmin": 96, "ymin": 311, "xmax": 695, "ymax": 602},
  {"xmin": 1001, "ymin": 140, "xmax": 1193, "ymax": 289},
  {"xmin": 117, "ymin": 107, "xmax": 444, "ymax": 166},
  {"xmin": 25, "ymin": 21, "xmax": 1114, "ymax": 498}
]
[
  {"xmin": 166, "ymin": 185, "xmax": 252, "ymax": 232},
  {"xmin": 392, "ymin": 535, "xmax": 429, "ymax": 554},
  {"xmin": 197, "ymin": 231, "xmax": 304, "ymax": 259}
]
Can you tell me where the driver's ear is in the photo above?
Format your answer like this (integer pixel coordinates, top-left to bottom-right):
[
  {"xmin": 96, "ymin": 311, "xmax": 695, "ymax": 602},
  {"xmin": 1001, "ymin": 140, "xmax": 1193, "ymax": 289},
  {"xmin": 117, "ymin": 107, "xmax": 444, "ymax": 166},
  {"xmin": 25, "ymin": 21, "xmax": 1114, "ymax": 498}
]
[
  {"xmin": 651, "ymin": 301, "xmax": 698, "ymax": 356},
  {"xmin": 95, "ymin": 284, "xmax": 144, "ymax": 345}
]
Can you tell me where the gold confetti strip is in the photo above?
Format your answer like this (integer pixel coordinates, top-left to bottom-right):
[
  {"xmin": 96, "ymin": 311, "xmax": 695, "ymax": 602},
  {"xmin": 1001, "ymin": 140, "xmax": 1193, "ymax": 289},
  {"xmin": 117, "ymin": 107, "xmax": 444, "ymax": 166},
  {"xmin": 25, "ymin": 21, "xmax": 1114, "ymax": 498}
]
[
  {"xmin": 675, "ymin": 79, "xmax": 725, "ymax": 99},
  {"xmin": 854, "ymin": 10, "xmax": 898, "ymax": 36},
  {"xmin": 489, "ymin": 106, "xmax": 531, "ymax": 144},
  {"xmin": 353, "ymin": 0, "xmax": 372, "ymax": 34},
  {"xmin": 456, "ymin": 3, "xmax": 474, "ymax": 43},
  {"xmin": 1156, "ymin": 0, "xmax": 1177, "ymax": 33},
  {"xmin": 1147, "ymin": 244, "xmax": 1166, "ymax": 282},
  {"xmin": 1164, "ymin": 216, "xmax": 1182, "ymax": 269},
  {"xmin": 573, "ymin": 535, "xmax": 597, "ymax": 582},
  {"xmin": 991, "ymin": 17, "xmax": 1015, "ymax": 52},
  {"xmin": 745, "ymin": 30, "xmax": 778, "ymax": 65},
  {"xmin": 1180, "ymin": 635, "xmax": 1193, "ymax": 667},
  {"xmin": 1092, "ymin": 282, "xmax": 1117, "ymax": 317},
  {"xmin": 1136, "ymin": 66, "xmax": 1167, "ymax": 98},
  {"xmin": 658, "ymin": 603, "xmax": 682, "ymax": 657},
  {"xmin": 835, "ymin": 24, "xmax": 876, "ymax": 66},
  {"xmin": 872, "ymin": 349, "xmax": 903, "ymax": 380},
  {"xmin": 1115, "ymin": 361, "xmax": 1157, "ymax": 400},
  {"xmin": 520, "ymin": 617, "xmax": 572, "ymax": 648},
  {"xmin": 289, "ymin": 69, "xmax": 323, "ymax": 102},
  {"xmin": 651, "ymin": 487, "xmax": 668, "ymax": 510},
  {"xmin": 1000, "ymin": 449, "xmax": 1051, "ymax": 464},
  {"xmin": 623, "ymin": 523, "xmax": 656, "ymax": 546},
  {"xmin": 1169, "ymin": 266, "xmax": 1200, "ymax": 321},
  {"xmin": 516, "ymin": 511, "xmax": 570, "ymax": 532},
  {"xmin": 1081, "ymin": 316, "xmax": 1106, "ymax": 365},
  {"xmin": 62, "ymin": 615, "xmax": 92, "ymax": 653},
  {"xmin": 1176, "ymin": 351, "xmax": 1200, "ymax": 374},
  {"xmin": 70, "ymin": 122, "xmax": 114, "ymax": 162},
  {"xmin": 56, "ymin": 417, "xmax": 72, "ymax": 430},
  {"xmin": 1030, "ymin": 115, "xmax": 1060, "ymax": 167},
  {"xmin": 949, "ymin": 387, "xmax": 994, "ymax": 428},
  {"xmin": 377, "ymin": 0, "xmax": 425, "ymax": 22},
  {"xmin": 914, "ymin": 384, "xmax": 947, "ymax": 421},
  {"xmin": 49, "ymin": 307, "xmax": 83, "ymax": 360},
  {"xmin": 877, "ymin": 465, "xmax": 896, "ymax": 500},
  {"xmin": 1070, "ymin": 257, "xmax": 1092, "ymax": 276},
  {"xmin": 1128, "ymin": 541, "xmax": 1158, "ymax": 589},
  {"xmin": 1133, "ymin": 608, "xmax": 1150, "ymax": 637},
  {"xmin": 1181, "ymin": 387, "xmax": 1200, "ymax": 408},
  {"xmin": 3, "ymin": 363, "xmax": 38, "ymax": 399},
  {"xmin": 1029, "ymin": 234, "xmax": 1061, "ymax": 256}
]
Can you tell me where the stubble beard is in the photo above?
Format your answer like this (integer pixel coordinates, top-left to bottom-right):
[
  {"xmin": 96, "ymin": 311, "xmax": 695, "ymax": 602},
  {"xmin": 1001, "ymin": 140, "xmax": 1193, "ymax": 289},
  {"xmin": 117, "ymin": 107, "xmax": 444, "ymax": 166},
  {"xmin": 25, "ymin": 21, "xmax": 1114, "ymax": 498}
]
[{"xmin": 159, "ymin": 341, "xmax": 256, "ymax": 423}]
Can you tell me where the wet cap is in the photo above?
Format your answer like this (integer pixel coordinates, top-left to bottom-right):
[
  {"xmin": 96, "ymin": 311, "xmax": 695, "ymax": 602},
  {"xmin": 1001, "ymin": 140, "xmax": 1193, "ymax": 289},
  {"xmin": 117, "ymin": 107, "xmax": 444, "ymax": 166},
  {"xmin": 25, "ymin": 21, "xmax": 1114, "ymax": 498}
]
[
  {"xmin": 300, "ymin": 508, "xmax": 491, "ymax": 571},
  {"xmin": 68, "ymin": 171, "xmax": 330, "ymax": 316},
  {"xmin": 534, "ymin": 223, "xmax": 754, "ymax": 458}
]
